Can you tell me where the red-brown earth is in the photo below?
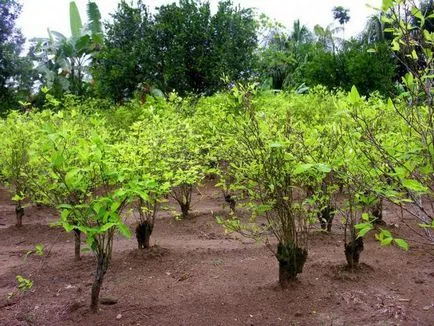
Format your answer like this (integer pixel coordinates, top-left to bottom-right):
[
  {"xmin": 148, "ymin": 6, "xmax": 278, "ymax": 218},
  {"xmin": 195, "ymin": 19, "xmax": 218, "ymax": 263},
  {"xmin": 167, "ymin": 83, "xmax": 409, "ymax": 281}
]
[{"xmin": 0, "ymin": 182, "xmax": 433, "ymax": 326}]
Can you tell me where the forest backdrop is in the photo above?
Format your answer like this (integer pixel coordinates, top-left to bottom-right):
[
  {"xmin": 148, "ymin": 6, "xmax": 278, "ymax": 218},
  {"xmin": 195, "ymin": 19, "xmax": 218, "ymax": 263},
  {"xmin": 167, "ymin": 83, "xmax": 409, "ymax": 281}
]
[{"xmin": 0, "ymin": 0, "xmax": 420, "ymax": 112}]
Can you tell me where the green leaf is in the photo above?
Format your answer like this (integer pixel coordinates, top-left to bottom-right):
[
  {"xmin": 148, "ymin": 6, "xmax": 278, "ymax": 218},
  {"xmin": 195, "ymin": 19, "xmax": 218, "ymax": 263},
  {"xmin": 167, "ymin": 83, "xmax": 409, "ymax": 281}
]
[
  {"xmin": 357, "ymin": 226, "xmax": 372, "ymax": 238},
  {"xmin": 293, "ymin": 163, "xmax": 313, "ymax": 175},
  {"xmin": 382, "ymin": 0, "xmax": 393, "ymax": 11},
  {"xmin": 401, "ymin": 179, "xmax": 427, "ymax": 193},
  {"xmin": 70, "ymin": 1, "xmax": 83, "ymax": 40},
  {"xmin": 394, "ymin": 238, "xmax": 409, "ymax": 251},
  {"xmin": 411, "ymin": 7, "xmax": 424, "ymax": 27},
  {"xmin": 51, "ymin": 153, "xmax": 65, "ymax": 168},
  {"xmin": 65, "ymin": 169, "xmax": 81, "ymax": 189},
  {"xmin": 391, "ymin": 40, "xmax": 400, "ymax": 51},
  {"xmin": 86, "ymin": 235, "xmax": 97, "ymax": 251},
  {"xmin": 349, "ymin": 86, "xmax": 360, "ymax": 103},
  {"xmin": 117, "ymin": 223, "xmax": 131, "ymax": 239},
  {"xmin": 11, "ymin": 194, "xmax": 24, "ymax": 202},
  {"xmin": 75, "ymin": 35, "xmax": 91, "ymax": 54},
  {"xmin": 16, "ymin": 275, "xmax": 33, "ymax": 291},
  {"xmin": 316, "ymin": 163, "xmax": 331, "ymax": 173},
  {"xmin": 49, "ymin": 30, "xmax": 67, "ymax": 41},
  {"xmin": 62, "ymin": 222, "xmax": 75, "ymax": 232},
  {"xmin": 58, "ymin": 204, "xmax": 73, "ymax": 210},
  {"xmin": 380, "ymin": 228, "xmax": 392, "ymax": 238},
  {"xmin": 35, "ymin": 244, "xmax": 44, "ymax": 256},
  {"xmin": 111, "ymin": 200, "xmax": 122, "ymax": 213},
  {"xmin": 355, "ymin": 222, "xmax": 371, "ymax": 230},
  {"xmin": 86, "ymin": 1, "xmax": 102, "ymax": 36},
  {"xmin": 361, "ymin": 213, "xmax": 370, "ymax": 221},
  {"xmin": 380, "ymin": 237, "xmax": 393, "ymax": 246},
  {"xmin": 99, "ymin": 223, "xmax": 117, "ymax": 233}
]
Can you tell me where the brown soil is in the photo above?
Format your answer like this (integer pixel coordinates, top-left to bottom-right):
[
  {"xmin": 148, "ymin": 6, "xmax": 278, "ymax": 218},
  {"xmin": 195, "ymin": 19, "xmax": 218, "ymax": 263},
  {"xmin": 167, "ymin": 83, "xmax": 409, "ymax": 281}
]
[{"xmin": 0, "ymin": 183, "xmax": 433, "ymax": 326}]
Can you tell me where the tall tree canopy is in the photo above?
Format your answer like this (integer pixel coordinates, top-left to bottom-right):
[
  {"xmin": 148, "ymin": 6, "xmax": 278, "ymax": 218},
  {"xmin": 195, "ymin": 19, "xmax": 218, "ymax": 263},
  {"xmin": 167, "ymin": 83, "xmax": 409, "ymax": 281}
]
[
  {"xmin": 92, "ymin": 0, "xmax": 155, "ymax": 102},
  {"xmin": 93, "ymin": 0, "xmax": 257, "ymax": 102},
  {"xmin": 332, "ymin": 6, "xmax": 350, "ymax": 25},
  {"xmin": 0, "ymin": 0, "xmax": 33, "ymax": 113}
]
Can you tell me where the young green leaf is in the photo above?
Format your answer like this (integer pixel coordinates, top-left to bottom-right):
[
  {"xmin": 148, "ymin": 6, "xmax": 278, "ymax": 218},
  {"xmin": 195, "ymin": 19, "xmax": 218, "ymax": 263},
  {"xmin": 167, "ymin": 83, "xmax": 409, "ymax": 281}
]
[{"xmin": 394, "ymin": 238, "xmax": 409, "ymax": 251}]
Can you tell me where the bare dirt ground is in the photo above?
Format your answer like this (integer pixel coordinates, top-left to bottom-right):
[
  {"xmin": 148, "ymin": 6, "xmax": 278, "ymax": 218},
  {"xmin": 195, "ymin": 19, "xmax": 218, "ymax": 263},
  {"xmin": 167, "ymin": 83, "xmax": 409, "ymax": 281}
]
[{"xmin": 0, "ymin": 182, "xmax": 433, "ymax": 326}]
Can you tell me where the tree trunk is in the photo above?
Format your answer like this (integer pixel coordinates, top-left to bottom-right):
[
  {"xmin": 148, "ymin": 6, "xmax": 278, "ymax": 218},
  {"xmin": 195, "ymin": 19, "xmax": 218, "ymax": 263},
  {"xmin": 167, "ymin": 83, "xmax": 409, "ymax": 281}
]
[
  {"xmin": 74, "ymin": 229, "xmax": 81, "ymax": 261},
  {"xmin": 90, "ymin": 254, "xmax": 109, "ymax": 313},
  {"xmin": 172, "ymin": 184, "xmax": 193, "ymax": 219},
  {"xmin": 180, "ymin": 202, "xmax": 190, "ymax": 219},
  {"xmin": 372, "ymin": 199, "xmax": 384, "ymax": 225},
  {"xmin": 15, "ymin": 202, "xmax": 24, "ymax": 228},
  {"xmin": 136, "ymin": 221, "xmax": 153, "ymax": 249},
  {"xmin": 318, "ymin": 204, "xmax": 335, "ymax": 232},
  {"xmin": 326, "ymin": 220, "xmax": 333, "ymax": 233},
  {"xmin": 276, "ymin": 242, "xmax": 308, "ymax": 288},
  {"xmin": 224, "ymin": 194, "xmax": 236, "ymax": 213},
  {"xmin": 344, "ymin": 237, "xmax": 364, "ymax": 269}
]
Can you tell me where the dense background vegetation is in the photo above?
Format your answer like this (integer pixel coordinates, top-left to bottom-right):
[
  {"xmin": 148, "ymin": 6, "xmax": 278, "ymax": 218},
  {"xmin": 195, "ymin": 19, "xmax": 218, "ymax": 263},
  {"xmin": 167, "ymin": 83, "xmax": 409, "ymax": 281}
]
[{"xmin": 0, "ymin": 0, "xmax": 412, "ymax": 110}]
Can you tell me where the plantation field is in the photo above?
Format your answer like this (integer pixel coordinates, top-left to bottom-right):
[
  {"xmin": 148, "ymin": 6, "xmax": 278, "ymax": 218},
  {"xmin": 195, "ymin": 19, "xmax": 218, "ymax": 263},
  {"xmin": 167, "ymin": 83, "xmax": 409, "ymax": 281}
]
[
  {"xmin": 0, "ymin": 86, "xmax": 433, "ymax": 325},
  {"xmin": 2, "ymin": 0, "xmax": 434, "ymax": 324},
  {"xmin": 0, "ymin": 182, "xmax": 433, "ymax": 326}
]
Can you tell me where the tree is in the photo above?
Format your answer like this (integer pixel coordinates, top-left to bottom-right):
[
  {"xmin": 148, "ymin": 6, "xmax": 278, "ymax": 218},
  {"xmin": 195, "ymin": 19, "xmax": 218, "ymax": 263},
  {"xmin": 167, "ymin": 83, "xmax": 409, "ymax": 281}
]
[
  {"xmin": 299, "ymin": 44, "xmax": 338, "ymax": 89},
  {"xmin": 349, "ymin": 0, "xmax": 434, "ymax": 244},
  {"xmin": 93, "ymin": 0, "xmax": 258, "ymax": 101},
  {"xmin": 332, "ymin": 6, "xmax": 350, "ymax": 26},
  {"xmin": 207, "ymin": 0, "xmax": 257, "ymax": 92},
  {"xmin": 92, "ymin": 0, "xmax": 156, "ymax": 103},
  {"xmin": 153, "ymin": 0, "xmax": 212, "ymax": 94},
  {"xmin": 33, "ymin": 1, "xmax": 103, "ymax": 98},
  {"xmin": 313, "ymin": 24, "xmax": 342, "ymax": 53},
  {"xmin": 297, "ymin": 38, "xmax": 396, "ymax": 96},
  {"xmin": 116, "ymin": 110, "xmax": 172, "ymax": 249},
  {"xmin": 258, "ymin": 20, "xmax": 314, "ymax": 89},
  {"xmin": 289, "ymin": 19, "xmax": 313, "ymax": 44},
  {"xmin": 340, "ymin": 40, "xmax": 396, "ymax": 96},
  {"xmin": 363, "ymin": 14, "xmax": 386, "ymax": 43},
  {"xmin": 0, "ymin": 0, "xmax": 33, "ymax": 113},
  {"xmin": 217, "ymin": 85, "xmax": 314, "ymax": 286},
  {"xmin": 332, "ymin": 6, "xmax": 350, "ymax": 47},
  {"xmin": 0, "ymin": 112, "xmax": 38, "ymax": 227}
]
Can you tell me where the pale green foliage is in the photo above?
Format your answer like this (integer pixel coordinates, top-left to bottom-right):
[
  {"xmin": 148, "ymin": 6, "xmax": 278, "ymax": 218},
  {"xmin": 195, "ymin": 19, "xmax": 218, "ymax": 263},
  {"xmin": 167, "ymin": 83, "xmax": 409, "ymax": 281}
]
[
  {"xmin": 0, "ymin": 112, "xmax": 37, "ymax": 203},
  {"xmin": 1, "ymin": 72, "xmax": 427, "ymax": 291},
  {"xmin": 217, "ymin": 84, "xmax": 316, "ymax": 248},
  {"xmin": 116, "ymin": 97, "xmax": 214, "ymax": 219},
  {"xmin": 343, "ymin": 0, "xmax": 434, "ymax": 244},
  {"xmin": 25, "ymin": 244, "xmax": 44, "ymax": 259},
  {"xmin": 16, "ymin": 275, "xmax": 33, "ymax": 291}
]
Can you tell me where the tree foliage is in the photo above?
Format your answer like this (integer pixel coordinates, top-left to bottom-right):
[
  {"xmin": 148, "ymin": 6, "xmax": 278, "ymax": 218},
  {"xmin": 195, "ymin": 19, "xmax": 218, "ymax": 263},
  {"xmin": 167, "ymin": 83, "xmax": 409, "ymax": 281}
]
[
  {"xmin": 93, "ymin": 0, "xmax": 257, "ymax": 102},
  {"xmin": 32, "ymin": 1, "xmax": 103, "ymax": 99},
  {"xmin": 0, "ymin": 0, "xmax": 33, "ymax": 113},
  {"xmin": 92, "ymin": 0, "xmax": 155, "ymax": 102},
  {"xmin": 332, "ymin": 6, "xmax": 350, "ymax": 25}
]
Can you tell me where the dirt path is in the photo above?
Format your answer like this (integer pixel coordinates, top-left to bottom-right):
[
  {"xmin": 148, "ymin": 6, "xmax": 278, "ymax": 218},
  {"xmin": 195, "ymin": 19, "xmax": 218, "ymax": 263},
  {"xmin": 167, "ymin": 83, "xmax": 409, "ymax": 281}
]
[{"xmin": 0, "ymin": 184, "xmax": 433, "ymax": 325}]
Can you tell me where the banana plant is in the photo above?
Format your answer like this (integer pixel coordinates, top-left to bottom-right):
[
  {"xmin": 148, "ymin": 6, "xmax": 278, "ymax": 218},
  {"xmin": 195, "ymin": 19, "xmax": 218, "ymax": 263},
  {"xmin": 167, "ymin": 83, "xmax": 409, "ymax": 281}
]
[{"xmin": 32, "ymin": 1, "xmax": 103, "ymax": 97}]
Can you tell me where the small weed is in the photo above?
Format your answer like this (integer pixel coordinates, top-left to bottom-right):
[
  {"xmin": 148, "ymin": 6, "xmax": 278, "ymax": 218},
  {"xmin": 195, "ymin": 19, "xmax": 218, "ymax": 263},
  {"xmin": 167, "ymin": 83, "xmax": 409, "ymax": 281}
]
[
  {"xmin": 210, "ymin": 258, "xmax": 224, "ymax": 266},
  {"xmin": 16, "ymin": 275, "xmax": 33, "ymax": 291}
]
